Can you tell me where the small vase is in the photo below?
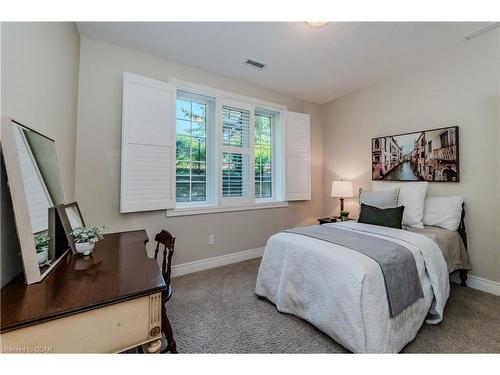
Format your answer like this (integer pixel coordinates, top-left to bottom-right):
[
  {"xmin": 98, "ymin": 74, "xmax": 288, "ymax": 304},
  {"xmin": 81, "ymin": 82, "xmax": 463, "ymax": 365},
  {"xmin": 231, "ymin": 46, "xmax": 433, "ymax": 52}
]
[
  {"xmin": 341, "ymin": 216, "xmax": 348, "ymax": 221},
  {"xmin": 75, "ymin": 241, "xmax": 95, "ymax": 256},
  {"xmin": 37, "ymin": 247, "xmax": 48, "ymax": 265}
]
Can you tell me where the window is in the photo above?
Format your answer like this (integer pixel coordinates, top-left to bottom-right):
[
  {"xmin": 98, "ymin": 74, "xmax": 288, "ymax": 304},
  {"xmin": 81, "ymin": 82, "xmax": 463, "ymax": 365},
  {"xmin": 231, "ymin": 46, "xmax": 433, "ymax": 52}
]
[
  {"xmin": 121, "ymin": 74, "xmax": 311, "ymax": 215},
  {"xmin": 222, "ymin": 106, "xmax": 249, "ymax": 148},
  {"xmin": 440, "ymin": 131, "xmax": 450, "ymax": 147},
  {"xmin": 221, "ymin": 104, "xmax": 252, "ymax": 200},
  {"xmin": 255, "ymin": 113, "xmax": 272, "ymax": 199},
  {"xmin": 169, "ymin": 82, "xmax": 305, "ymax": 215},
  {"xmin": 174, "ymin": 97, "xmax": 282, "ymax": 209},
  {"xmin": 175, "ymin": 91, "xmax": 214, "ymax": 203},
  {"xmin": 222, "ymin": 152, "xmax": 245, "ymax": 197}
]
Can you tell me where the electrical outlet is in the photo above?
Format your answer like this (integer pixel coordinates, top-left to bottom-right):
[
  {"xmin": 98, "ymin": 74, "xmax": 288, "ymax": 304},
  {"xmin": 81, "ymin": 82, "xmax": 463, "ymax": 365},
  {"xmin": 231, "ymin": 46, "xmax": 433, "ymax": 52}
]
[{"xmin": 208, "ymin": 234, "xmax": 215, "ymax": 245}]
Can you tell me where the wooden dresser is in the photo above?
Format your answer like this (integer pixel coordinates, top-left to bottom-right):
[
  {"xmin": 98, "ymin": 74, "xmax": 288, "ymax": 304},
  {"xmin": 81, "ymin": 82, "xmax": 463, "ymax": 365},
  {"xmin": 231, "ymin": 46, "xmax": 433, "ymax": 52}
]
[{"xmin": 0, "ymin": 230, "xmax": 166, "ymax": 353}]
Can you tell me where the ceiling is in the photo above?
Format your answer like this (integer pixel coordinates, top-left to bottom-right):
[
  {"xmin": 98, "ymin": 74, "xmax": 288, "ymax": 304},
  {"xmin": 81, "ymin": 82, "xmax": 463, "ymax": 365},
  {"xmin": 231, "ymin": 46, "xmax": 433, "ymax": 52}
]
[{"xmin": 76, "ymin": 22, "xmax": 488, "ymax": 104}]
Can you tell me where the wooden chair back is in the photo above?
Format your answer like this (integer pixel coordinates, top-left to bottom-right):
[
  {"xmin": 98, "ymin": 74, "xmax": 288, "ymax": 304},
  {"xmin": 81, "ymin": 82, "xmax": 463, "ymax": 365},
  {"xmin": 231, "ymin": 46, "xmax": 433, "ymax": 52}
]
[
  {"xmin": 153, "ymin": 229, "xmax": 175, "ymax": 295},
  {"xmin": 149, "ymin": 229, "xmax": 178, "ymax": 353}
]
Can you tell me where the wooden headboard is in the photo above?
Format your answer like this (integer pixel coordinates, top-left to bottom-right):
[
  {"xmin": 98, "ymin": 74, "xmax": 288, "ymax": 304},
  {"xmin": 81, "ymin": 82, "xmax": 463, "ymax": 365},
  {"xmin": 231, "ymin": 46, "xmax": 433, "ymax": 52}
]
[{"xmin": 457, "ymin": 203, "xmax": 467, "ymax": 250}]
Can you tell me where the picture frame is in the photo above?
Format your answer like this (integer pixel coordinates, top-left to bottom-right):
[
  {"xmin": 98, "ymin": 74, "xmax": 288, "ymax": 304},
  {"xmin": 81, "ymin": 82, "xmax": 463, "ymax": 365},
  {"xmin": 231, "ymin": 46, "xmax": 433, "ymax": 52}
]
[
  {"xmin": 372, "ymin": 126, "xmax": 459, "ymax": 182},
  {"xmin": 55, "ymin": 202, "xmax": 86, "ymax": 255}
]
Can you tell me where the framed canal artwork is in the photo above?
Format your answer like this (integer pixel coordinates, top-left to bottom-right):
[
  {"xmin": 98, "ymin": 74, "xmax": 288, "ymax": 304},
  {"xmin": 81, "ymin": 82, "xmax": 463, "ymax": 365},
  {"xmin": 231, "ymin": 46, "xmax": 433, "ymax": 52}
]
[{"xmin": 372, "ymin": 126, "xmax": 459, "ymax": 182}]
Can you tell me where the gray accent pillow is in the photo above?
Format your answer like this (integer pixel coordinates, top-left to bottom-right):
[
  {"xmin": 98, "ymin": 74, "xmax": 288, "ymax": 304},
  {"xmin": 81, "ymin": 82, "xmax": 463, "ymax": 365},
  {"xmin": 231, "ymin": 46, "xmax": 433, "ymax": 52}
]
[
  {"xmin": 358, "ymin": 204, "xmax": 405, "ymax": 229},
  {"xmin": 359, "ymin": 188, "xmax": 400, "ymax": 209}
]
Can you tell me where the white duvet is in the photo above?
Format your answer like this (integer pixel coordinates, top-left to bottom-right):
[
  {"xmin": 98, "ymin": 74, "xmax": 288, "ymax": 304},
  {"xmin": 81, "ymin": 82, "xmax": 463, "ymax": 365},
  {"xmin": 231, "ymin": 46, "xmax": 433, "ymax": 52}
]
[{"xmin": 255, "ymin": 221, "xmax": 450, "ymax": 353}]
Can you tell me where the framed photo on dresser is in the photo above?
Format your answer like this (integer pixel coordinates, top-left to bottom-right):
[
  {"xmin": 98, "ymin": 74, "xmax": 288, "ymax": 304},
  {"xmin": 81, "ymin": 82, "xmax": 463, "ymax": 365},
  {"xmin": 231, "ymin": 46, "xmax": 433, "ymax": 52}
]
[{"xmin": 55, "ymin": 202, "xmax": 86, "ymax": 254}]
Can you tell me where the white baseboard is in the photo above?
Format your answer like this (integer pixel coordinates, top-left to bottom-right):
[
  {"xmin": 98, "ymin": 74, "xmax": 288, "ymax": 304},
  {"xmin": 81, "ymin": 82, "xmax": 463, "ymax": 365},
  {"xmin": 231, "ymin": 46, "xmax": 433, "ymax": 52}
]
[
  {"xmin": 171, "ymin": 247, "xmax": 265, "ymax": 278},
  {"xmin": 450, "ymin": 273, "xmax": 500, "ymax": 296}
]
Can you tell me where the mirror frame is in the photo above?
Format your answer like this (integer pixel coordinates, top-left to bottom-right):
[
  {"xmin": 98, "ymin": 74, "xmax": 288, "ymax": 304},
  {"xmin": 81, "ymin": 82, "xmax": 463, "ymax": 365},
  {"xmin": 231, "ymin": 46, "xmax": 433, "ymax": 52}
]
[
  {"xmin": 56, "ymin": 202, "xmax": 86, "ymax": 255},
  {"xmin": 1, "ymin": 117, "xmax": 69, "ymax": 284}
]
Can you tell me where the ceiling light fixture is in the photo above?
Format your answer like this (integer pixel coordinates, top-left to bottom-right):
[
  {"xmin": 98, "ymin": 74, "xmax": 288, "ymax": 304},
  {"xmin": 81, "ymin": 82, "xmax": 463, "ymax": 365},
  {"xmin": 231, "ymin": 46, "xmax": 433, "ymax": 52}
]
[{"xmin": 305, "ymin": 21, "xmax": 329, "ymax": 27}]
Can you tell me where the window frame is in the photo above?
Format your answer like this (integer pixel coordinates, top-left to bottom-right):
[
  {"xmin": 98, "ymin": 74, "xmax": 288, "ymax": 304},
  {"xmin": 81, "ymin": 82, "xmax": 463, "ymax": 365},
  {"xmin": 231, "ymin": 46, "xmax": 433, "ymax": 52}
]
[
  {"xmin": 174, "ymin": 90, "xmax": 216, "ymax": 208},
  {"xmin": 254, "ymin": 111, "xmax": 272, "ymax": 201},
  {"xmin": 167, "ymin": 79, "xmax": 288, "ymax": 217},
  {"xmin": 254, "ymin": 108, "xmax": 285, "ymax": 204},
  {"xmin": 219, "ymin": 98, "xmax": 255, "ymax": 207}
]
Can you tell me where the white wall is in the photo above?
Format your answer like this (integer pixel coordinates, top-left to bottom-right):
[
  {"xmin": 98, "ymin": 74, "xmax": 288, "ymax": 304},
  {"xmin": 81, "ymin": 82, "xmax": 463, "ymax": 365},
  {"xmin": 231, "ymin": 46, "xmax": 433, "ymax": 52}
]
[
  {"xmin": 1, "ymin": 22, "xmax": 80, "ymax": 286},
  {"xmin": 321, "ymin": 30, "xmax": 500, "ymax": 282},
  {"xmin": 75, "ymin": 37, "xmax": 323, "ymax": 265},
  {"xmin": 1, "ymin": 22, "xmax": 80, "ymax": 200}
]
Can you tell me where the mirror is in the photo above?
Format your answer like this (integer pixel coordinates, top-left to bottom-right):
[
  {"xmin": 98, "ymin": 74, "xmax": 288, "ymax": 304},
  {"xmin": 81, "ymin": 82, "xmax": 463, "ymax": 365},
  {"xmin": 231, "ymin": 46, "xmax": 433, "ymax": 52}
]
[{"xmin": 2, "ymin": 118, "xmax": 69, "ymax": 284}]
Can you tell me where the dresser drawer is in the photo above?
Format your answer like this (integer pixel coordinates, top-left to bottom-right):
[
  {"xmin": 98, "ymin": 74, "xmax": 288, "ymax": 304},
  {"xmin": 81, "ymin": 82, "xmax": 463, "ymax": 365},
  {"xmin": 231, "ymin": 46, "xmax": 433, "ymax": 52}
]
[{"xmin": 1, "ymin": 293, "xmax": 162, "ymax": 353}]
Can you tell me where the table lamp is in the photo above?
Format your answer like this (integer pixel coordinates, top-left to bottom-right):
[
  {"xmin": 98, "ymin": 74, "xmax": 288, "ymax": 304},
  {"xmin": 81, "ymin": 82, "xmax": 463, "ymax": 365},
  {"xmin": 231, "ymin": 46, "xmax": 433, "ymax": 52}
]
[{"xmin": 331, "ymin": 180, "xmax": 353, "ymax": 216}]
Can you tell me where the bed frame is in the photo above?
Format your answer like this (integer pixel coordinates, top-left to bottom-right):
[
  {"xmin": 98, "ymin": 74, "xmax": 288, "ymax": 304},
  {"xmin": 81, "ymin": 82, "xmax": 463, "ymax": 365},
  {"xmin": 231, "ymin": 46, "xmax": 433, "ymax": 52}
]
[{"xmin": 457, "ymin": 204, "xmax": 468, "ymax": 287}]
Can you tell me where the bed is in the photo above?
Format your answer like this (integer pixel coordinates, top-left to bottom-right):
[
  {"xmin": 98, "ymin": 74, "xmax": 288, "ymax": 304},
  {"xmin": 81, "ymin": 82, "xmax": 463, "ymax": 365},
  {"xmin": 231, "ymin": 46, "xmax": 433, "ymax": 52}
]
[
  {"xmin": 407, "ymin": 207, "xmax": 470, "ymax": 285},
  {"xmin": 407, "ymin": 225, "xmax": 470, "ymax": 275},
  {"xmin": 255, "ymin": 213, "xmax": 470, "ymax": 353}
]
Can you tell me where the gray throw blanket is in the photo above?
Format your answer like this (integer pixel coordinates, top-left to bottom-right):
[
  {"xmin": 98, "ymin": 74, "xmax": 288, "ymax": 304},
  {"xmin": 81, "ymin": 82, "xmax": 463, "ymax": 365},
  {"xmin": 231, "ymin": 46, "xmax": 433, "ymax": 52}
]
[{"xmin": 285, "ymin": 225, "xmax": 424, "ymax": 317}]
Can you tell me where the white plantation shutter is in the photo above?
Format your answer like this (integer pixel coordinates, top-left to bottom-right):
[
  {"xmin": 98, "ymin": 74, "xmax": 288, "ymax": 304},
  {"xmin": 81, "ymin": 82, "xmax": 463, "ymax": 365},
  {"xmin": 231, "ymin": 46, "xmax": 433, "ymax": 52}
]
[
  {"xmin": 220, "ymin": 100, "xmax": 254, "ymax": 204},
  {"xmin": 120, "ymin": 72, "xmax": 176, "ymax": 212},
  {"xmin": 285, "ymin": 111, "xmax": 311, "ymax": 201}
]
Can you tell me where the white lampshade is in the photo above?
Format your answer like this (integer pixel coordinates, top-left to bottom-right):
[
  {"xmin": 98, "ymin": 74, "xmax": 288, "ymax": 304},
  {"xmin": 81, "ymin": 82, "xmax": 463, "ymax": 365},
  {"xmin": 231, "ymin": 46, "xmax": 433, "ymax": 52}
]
[{"xmin": 331, "ymin": 180, "xmax": 353, "ymax": 198}]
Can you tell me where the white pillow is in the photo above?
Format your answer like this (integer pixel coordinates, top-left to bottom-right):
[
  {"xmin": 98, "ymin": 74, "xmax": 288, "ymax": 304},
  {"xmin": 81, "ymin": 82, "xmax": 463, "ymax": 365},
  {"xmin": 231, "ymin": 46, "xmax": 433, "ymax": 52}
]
[
  {"xmin": 359, "ymin": 188, "xmax": 400, "ymax": 209},
  {"xmin": 373, "ymin": 181, "xmax": 428, "ymax": 228},
  {"xmin": 423, "ymin": 196, "xmax": 463, "ymax": 231}
]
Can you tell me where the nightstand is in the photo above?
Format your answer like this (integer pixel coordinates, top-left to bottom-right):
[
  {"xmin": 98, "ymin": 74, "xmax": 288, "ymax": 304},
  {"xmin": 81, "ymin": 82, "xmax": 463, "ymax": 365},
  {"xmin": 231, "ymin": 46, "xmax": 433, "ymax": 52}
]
[
  {"xmin": 318, "ymin": 217, "xmax": 338, "ymax": 225},
  {"xmin": 318, "ymin": 217, "xmax": 354, "ymax": 225}
]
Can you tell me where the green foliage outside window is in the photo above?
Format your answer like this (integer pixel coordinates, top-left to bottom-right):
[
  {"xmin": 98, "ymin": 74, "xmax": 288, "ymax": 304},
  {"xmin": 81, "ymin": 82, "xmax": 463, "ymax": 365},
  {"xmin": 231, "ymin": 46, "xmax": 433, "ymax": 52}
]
[
  {"xmin": 176, "ymin": 99, "xmax": 207, "ymax": 202},
  {"xmin": 255, "ymin": 114, "xmax": 272, "ymax": 198},
  {"xmin": 175, "ymin": 99, "xmax": 273, "ymax": 202}
]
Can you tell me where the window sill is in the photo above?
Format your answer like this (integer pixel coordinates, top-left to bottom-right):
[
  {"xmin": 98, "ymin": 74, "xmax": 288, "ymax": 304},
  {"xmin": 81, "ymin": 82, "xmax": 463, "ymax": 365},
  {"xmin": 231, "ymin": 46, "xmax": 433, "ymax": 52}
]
[{"xmin": 166, "ymin": 201, "xmax": 288, "ymax": 217}]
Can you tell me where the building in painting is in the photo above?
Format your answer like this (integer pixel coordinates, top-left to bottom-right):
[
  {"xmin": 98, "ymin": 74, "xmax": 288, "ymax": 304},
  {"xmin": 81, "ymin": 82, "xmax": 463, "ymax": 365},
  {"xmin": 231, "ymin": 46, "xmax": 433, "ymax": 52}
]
[
  {"xmin": 372, "ymin": 138, "xmax": 383, "ymax": 179},
  {"xmin": 372, "ymin": 136, "xmax": 403, "ymax": 179},
  {"xmin": 421, "ymin": 127, "xmax": 458, "ymax": 181},
  {"xmin": 415, "ymin": 132, "xmax": 426, "ymax": 178}
]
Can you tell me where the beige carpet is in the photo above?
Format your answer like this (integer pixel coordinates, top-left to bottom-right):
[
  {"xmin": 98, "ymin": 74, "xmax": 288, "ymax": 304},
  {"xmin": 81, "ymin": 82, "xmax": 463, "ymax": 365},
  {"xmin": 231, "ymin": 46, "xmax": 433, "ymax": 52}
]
[{"xmin": 167, "ymin": 258, "xmax": 500, "ymax": 353}]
